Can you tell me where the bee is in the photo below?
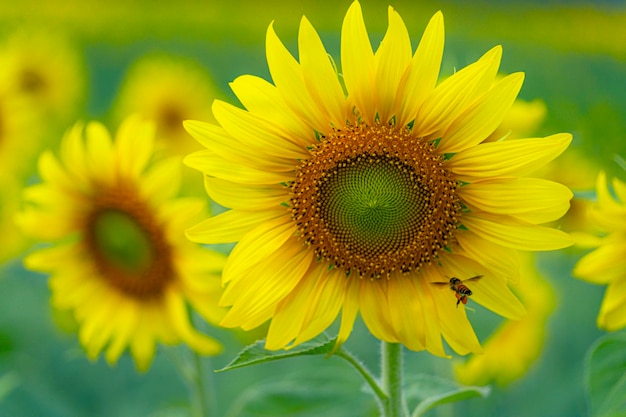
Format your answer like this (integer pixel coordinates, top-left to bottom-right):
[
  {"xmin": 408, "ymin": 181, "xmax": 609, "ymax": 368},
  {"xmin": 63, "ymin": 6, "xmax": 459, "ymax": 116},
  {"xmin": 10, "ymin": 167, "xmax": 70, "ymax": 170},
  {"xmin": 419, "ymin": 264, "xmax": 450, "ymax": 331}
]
[{"xmin": 432, "ymin": 275, "xmax": 483, "ymax": 307}]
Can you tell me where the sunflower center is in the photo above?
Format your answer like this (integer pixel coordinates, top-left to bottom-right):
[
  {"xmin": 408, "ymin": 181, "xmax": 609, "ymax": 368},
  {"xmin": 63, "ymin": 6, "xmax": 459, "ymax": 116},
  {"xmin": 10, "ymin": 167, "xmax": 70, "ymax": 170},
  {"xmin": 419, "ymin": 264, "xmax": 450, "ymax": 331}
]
[
  {"xmin": 291, "ymin": 123, "xmax": 460, "ymax": 278},
  {"xmin": 20, "ymin": 68, "xmax": 47, "ymax": 95},
  {"xmin": 84, "ymin": 187, "xmax": 174, "ymax": 298}
]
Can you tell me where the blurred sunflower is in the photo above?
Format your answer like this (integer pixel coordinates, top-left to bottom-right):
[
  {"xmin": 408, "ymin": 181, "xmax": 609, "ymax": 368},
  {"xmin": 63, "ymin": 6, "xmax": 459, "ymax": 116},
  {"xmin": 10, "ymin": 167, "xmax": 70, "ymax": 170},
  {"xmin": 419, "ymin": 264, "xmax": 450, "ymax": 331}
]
[
  {"xmin": 112, "ymin": 54, "xmax": 220, "ymax": 158},
  {"xmin": 573, "ymin": 171, "xmax": 626, "ymax": 331},
  {"xmin": 454, "ymin": 252, "xmax": 556, "ymax": 386},
  {"xmin": 485, "ymin": 98, "xmax": 546, "ymax": 142},
  {"xmin": 185, "ymin": 1, "xmax": 572, "ymax": 355},
  {"xmin": 18, "ymin": 116, "xmax": 225, "ymax": 370},
  {"xmin": 0, "ymin": 27, "xmax": 86, "ymax": 124},
  {"xmin": 0, "ymin": 75, "xmax": 41, "ymax": 263}
]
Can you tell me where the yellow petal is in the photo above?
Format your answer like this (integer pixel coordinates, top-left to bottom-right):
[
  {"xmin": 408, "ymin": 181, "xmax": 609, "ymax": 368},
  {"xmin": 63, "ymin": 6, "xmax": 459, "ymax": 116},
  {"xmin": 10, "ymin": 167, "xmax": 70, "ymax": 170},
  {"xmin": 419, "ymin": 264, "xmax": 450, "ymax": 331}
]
[
  {"xmin": 114, "ymin": 116, "xmax": 155, "ymax": 180},
  {"xmin": 266, "ymin": 22, "xmax": 328, "ymax": 131},
  {"xmin": 85, "ymin": 122, "xmax": 115, "ymax": 185},
  {"xmin": 396, "ymin": 11, "xmax": 444, "ymax": 126},
  {"xmin": 61, "ymin": 122, "xmax": 88, "ymax": 179},
  {"xmin": 130, "ymin": 321, "xmax": 156, "ymax": 372},
  {"xmin": 455, "ymin": 230, "xmax": 521, "ymax": 284},
  {"xmin": 598, "ymin": 278, "xmax": 626, "ymax": 331},
  {"xmin": 439, "ymin": 72, "xmax": 524, "ymax": 153},
  {"xmin": 204, "ymin": 177, "xmax": 287, "ymax": 210},
  {"xmin": 612, "ymin": 176, "xmax": 626, "ymax": 204},
  {"xmin": 387, "ymin": 275, "xmax": 426, "ymax": 351},
  {"xmin": 425, "ymin": 267, "xmax": 482, "ymax": 355},
  {"xmin": 298, "ymin": 16, "xmax": 347, "ymax": 127},
  {"xmin": 186, "ymin": 209, "xmax": 285, "ymax": 245},
  {"xmin": 414, "ymin": 46, "xmax": 502, "ymax": 138},
  {"xmin": 105, "ymin": 300, "xmax": 138, "ymax": 365},
  {"xmin": 442, "ymin": 254, "xmax": 526, "ymax": 319},
  {"xmin": 341, "ymin": 1, "xmax": 375, "ymax": 124},
  {"xmin": 222, "ymin": 217, "xmax": 296, "ymax": 284},
  {"xmin": 374, "ymin": 6, "xmax": 412, "ymax": 123},
  {"xmin": 413, "ymin": 276, "xmax": 447, "ymax": 357},
  {"xmin": 266, "ymin": 265, "xmax": 324, "ymax": 349},
  {"xmin": 165, "ymin": 287, "xmax": 222, "ymax": 355},
  {"xmin": 38, "ymin": 151, "xmax": 78, "ymax": 194},
  {"xmin": 458, "ymin": 178, "xmax": 573, "ymax": 224},
  {"xmin": 212, "ymin": 100, "xmax": 309, "ymax": 160},
  {"xmin": 335, "ymin": 277, "xmax": 360, "ymax": 349},
  {"xmin": 359, "ymin": 279, "xmax": 399, "ymax": 343},
  {"xmin": 447, "ymin": 133, "xmax": 572, "ymax": 181},
  {"xmin": 142, "ymin": 157, "xmax": 182, "ymax": 204},
  {"xmin": 293, "ymin": 267, "xmax": 348, "ymax": 346},
  {"xmin": 229, "ymin": 74, "xmax": 313, "ymax": 146},
  {"xmin": 462, "ymin": 213, "xmax": 573, "ymax": 251},
  {"xmin": 184, "ymin": 149, "xmax": 294, "ymax": 185},
  {"xmin": 573, "ymin": 242, "xmax": 626, "ymax": 284},
  {"xmin": 183, "ymin": 120, "xmax": 294, "ymax": 171},
  {"xmin": 220, "ymin": 242, "xmax": 314, "ymax": 328}
]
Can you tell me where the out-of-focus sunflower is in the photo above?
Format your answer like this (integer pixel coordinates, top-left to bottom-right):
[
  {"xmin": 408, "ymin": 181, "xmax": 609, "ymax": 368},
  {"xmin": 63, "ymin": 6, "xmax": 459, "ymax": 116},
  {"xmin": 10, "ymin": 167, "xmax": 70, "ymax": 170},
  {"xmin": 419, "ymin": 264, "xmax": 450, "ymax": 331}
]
[
  {"xmin": 573, "ymin": 171, "xmax": 626, "ymax": 331},
  {"xmin": 0, "ymin": 27, "xmax": 86, "ymax": 124},
  {"xmin": 485, "ymin": 98, "xmax": 547, "ymax": 142},
  {"xmin": 18, "ymin": 116, "xmax": 224, "ymax": 370},
  {"xmin": 112, "ymin": 54, "xmax": 220, "ymax": 158},
  {"xmin": 185, "ymin": 1, "xmax": 572, "ymax": 356},
  {"xmin": 0, "ymin": 74, "xmax": 42, "ymax": 264}
]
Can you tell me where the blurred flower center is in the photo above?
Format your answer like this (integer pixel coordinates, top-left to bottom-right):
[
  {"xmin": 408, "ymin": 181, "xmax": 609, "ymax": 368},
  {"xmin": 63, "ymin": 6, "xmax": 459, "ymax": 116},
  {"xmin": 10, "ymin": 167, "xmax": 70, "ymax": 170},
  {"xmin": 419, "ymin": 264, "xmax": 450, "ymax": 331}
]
[
  {"xmin": 84, "ymin": 190, "xmax": 173, "ymax": 297},
  {"xmin": 158, "ymin": 104, "xmax": 184, "ymax": 136},
  {"xmin": 291, "ymin": 123, "xmax": 460, "ymax": 278},
  {"xmin": 19, "ymin": 68, "xmax": 47, "ymax": 95}
]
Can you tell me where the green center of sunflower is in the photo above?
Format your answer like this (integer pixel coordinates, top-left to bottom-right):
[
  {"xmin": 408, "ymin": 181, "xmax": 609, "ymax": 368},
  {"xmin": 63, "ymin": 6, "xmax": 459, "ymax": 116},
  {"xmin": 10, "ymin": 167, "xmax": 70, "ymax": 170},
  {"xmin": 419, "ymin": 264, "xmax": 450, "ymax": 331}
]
[
  {"xmin": 84, "ymin": 187, "xmax": 174, "ymax": 298},
  {"xmin": 291, "ymin": 123, "xmax": 460, "ymax": 278},
  {"xmin": 92, "ymin": 210, "xmax": 153, "ymax": 274}
]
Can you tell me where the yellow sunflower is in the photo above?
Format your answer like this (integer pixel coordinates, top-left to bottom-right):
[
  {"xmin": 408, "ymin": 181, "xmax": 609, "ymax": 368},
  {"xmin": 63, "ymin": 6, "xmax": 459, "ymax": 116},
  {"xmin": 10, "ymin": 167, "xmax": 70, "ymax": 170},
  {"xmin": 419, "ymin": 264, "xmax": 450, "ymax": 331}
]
[
  {"xmin": 0, "ymin": 73, "xmax": 42, "ymax": 263},
  {"xmin": 18, "ymin": 116, "xmax": 225, "ymax": 370},
  {"xmin": 112, "ymin": 53, "xmax": 220, "ymax": 158},
  {"xmin": 0, "ymin": 27, "xmax": 86, "ymax": 124},
  {"xmin": 185, "ymin": 1, "xmax": 573, "ymax": 356},
  {"xmin": 573, "ymin": 171, "xmax": 626, "ymax": 331}
]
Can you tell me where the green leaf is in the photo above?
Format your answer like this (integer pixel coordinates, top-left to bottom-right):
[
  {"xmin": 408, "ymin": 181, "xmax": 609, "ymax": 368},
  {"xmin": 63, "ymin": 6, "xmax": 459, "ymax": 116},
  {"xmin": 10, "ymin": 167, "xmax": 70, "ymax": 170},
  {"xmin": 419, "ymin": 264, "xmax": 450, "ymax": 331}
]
[
  {"xmin": 224, "ymin": 370, "xmax": 376, "ymax": 417},
  {"xmin": 406, "ymin": 374, "xmax": 490, "ymax": 417},
  {"xmin": 216, "ymin": 334, "xmax": 337, "ymax": 372},
  {"xmin": 585, "ymin": 331, "xmax": 626, "ymax": 417}
]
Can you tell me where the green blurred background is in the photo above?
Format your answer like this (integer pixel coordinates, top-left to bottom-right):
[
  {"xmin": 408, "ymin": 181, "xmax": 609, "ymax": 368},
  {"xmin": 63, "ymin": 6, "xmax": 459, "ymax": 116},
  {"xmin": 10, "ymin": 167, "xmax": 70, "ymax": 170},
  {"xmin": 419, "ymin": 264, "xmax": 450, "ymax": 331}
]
[{"xmin": 1, "ymin": 0, "xmax": 625, "ymax": 416}]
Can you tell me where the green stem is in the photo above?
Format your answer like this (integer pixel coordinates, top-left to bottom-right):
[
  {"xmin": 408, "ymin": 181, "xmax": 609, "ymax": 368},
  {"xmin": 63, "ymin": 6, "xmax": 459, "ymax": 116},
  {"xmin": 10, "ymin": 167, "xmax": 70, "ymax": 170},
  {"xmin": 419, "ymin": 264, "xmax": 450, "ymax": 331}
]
[
  {"xmin": 381, "ymin": 341, "xmax": 406, "ymax": 417},
  {"xmin": 336, "ymin": 347, "xmax": 387, "ymax": 413},
  {"xmin": 191, "ymin": 351, "xmax": 211, "ymax": 417}
]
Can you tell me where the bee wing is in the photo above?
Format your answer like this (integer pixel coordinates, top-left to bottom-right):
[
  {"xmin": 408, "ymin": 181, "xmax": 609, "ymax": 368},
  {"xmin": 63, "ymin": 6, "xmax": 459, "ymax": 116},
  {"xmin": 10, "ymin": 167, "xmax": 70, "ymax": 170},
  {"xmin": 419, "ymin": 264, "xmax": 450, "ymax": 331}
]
[{"xmin": 463, "ymin": 275, "xmax": 483, "ymax": 283}]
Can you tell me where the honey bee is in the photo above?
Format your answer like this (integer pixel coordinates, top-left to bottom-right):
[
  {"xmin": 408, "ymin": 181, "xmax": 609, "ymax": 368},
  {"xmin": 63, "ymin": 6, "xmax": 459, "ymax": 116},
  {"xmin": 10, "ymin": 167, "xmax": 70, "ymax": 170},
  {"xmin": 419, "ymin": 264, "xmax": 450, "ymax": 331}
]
[{"xmin": 432, "ymin": 276, "xmax": 483, "ymax": 307}]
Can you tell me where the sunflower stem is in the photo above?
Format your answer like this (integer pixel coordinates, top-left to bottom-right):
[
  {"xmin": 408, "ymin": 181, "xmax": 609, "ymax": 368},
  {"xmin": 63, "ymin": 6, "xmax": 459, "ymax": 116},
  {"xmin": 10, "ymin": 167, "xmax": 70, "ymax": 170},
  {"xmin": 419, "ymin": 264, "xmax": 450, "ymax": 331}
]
[
  {"xmin": 336, "ymin": 347, "xmax": 387, "ymax": 412},
  {"xmin": 190, "ymin": 350, "xmax": 215, "ymax": 417},
  {"xmin": 381, "ymin": 341, "xmax": 406, "ymax": 417}
]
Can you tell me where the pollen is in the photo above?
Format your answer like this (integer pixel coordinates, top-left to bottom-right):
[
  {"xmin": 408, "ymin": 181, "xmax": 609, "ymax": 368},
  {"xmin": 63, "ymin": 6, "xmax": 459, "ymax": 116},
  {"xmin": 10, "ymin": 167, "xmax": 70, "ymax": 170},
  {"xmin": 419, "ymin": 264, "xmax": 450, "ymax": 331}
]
[
  {"xmin": 290, "ymin": 123, "xmax": 461, "ymax": 278},
  {"xmin": 84, "ymin": 185, "xmax": 174, "ymax": 298}
]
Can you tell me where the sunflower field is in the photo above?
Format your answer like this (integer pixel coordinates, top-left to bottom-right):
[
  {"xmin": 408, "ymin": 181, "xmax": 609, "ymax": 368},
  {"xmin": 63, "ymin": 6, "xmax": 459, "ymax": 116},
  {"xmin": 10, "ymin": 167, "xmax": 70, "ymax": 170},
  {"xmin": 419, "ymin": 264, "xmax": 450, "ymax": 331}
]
[{"xmin": 1, "ymin": 0, "xmax": 625, "ymax": 416}]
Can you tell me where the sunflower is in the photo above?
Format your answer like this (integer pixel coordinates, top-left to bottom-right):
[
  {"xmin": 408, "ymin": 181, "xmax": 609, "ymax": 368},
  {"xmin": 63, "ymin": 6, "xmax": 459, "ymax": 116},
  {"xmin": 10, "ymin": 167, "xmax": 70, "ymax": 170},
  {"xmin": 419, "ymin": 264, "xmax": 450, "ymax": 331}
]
[
  {"xmin": 0, "ymin": 27, "xmax": 86, "ymax": 124},
  {"xmin": 573, "ymin": 171, "xmax": 626, "ymax": 331},
  {"xmin": 0, "ymin": 73, "xmax": 41, "ymax": 264},
  {"xmin": 112, "ymin": 53, "xmax": 220, "ymax": 158},
  {"xmin": 185, "ymin": 1, "xmax": 573, "ymax": 355},
  {"xmin": 18, "ymin": 116, "xmax": 225, "ymax": 370}
]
